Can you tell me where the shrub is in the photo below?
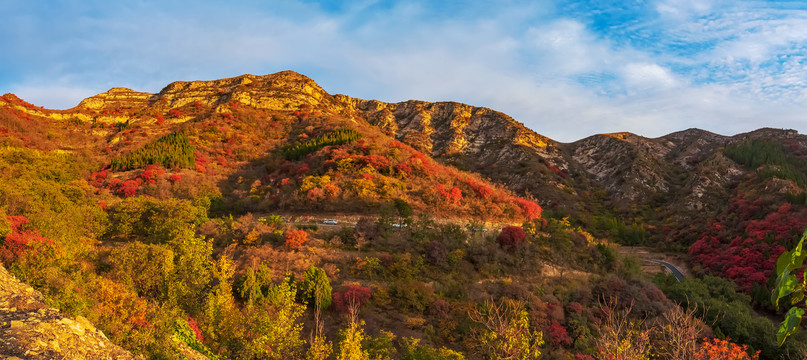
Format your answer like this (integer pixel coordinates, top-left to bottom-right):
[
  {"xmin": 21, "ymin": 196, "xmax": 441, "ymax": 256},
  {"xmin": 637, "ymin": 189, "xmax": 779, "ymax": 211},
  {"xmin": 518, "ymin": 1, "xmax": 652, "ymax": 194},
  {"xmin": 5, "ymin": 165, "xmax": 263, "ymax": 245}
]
[
  {"xmin": 0, "ymin": 215, "xmax": 54, "ymax": 265},
  {"xmin": 333, "ymin": 285, "xmax": 371, "ymax": 314},
  {"xmin": 694, "ymin": 337, "xmax": 759, "ymax": 360},
  {"xmin": 547, "ymin": 322, "xmax": 571, "ymax": 348},
  {"xmin": 497, "ymin": 226, "xmax": 527, "ymax": 250},
  {"xmin": 284, "ymin": 229, "xmax": 309, "ymax": 250}
]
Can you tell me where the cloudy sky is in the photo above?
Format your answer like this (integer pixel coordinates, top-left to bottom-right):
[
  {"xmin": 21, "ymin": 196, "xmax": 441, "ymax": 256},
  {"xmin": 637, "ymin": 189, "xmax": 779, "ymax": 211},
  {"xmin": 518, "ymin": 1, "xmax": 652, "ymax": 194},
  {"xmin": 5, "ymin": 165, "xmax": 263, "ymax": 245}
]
[{"xmin": 3, "ymin": 0, "xmax": 807, "ymax": 142}]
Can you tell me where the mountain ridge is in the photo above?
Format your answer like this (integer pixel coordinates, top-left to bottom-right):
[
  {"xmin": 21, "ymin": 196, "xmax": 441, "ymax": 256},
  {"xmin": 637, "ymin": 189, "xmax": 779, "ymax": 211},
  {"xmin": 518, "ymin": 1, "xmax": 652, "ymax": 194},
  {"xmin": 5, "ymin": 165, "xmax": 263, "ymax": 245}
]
[{"xmin": 3, "ymin": 71, "xmax": 803, "ymax": 221}]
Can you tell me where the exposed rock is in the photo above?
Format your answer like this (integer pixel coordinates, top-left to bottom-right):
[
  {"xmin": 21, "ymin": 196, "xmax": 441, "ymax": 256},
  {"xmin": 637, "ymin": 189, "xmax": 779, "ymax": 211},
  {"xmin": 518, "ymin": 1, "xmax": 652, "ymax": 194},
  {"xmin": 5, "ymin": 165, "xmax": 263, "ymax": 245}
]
[
  {"xmin": 78, "ymin": 87, "xmax": 153, "ymax": 110},
  {"xmin": 0, "ymin": 264, "xmax": 142, "ymax": 360}
]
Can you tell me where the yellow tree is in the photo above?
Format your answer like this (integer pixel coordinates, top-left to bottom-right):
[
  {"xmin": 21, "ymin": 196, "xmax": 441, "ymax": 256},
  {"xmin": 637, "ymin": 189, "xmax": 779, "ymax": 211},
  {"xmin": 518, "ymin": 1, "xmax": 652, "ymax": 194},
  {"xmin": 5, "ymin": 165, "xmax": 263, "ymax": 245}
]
[
  {"xmin": 469, "ymin": 298, "xmax": 543, "ymax": 360},
  {"xmin": 594, "ymin": 298, "xmax": 652, "ymax": 360}
]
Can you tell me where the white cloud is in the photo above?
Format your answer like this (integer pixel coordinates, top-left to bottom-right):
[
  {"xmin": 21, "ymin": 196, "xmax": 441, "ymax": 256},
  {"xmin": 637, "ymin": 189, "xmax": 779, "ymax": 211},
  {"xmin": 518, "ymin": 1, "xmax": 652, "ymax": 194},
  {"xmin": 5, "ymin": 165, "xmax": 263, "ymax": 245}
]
[
  {"xmin": 4, "ymin": 1, "xmax": 807, "ymax": 142},
  {"xmin": 621, "ymin": 62, "xmax": 680, "ymax": 91}
]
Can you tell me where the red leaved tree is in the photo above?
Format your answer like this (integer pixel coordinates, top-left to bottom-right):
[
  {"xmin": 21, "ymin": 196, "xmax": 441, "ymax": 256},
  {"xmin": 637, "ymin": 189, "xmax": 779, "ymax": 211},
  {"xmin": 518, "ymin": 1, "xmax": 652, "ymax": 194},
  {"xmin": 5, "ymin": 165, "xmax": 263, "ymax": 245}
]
[
  {"xmin": 333, "ymin": 285, "xmax": 371, "ymax": 321},
  {"xmin": 497, "ymin": 226, "xmax": 527, "ymax": 250},
  {"xmin": 284, "ymin": 229, "xmax": 308, "ymax": 250}
]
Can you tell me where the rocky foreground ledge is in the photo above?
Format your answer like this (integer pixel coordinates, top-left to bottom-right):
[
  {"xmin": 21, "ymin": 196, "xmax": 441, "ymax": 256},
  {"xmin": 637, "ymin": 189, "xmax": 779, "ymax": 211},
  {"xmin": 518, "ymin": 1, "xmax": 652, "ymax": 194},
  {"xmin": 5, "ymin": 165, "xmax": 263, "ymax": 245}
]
[{"xmin": 0, "ymin": 265, "xmax": 140, "ymax": 360}]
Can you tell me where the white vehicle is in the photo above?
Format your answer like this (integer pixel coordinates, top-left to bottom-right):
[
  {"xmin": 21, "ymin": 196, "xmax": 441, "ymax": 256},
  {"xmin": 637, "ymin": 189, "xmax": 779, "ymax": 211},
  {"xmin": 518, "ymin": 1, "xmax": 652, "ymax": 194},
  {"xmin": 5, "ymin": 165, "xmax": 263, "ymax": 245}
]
[{"xmin": 323, "ymin": 219, "xmax": 339, "ymax": 225}]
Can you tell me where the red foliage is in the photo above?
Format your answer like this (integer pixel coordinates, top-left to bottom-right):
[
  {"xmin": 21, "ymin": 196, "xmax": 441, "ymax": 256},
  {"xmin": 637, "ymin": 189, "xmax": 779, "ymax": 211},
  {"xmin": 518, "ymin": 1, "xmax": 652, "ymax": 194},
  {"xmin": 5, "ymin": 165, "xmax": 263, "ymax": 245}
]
[
  {"xmin": 307, "ymin": 188, "xmax": 324, "ymax": 202},
  {"xmin": 394, "ymin": 162, "xmax": 412, "ymax": 176},
  {"xmin": 360, "ymin": 155, "xmax": 390, "ymax": 170},
  {"xmin": 0, "ymin": 216, "xmax": 54, "ymax": 264},
  {"xmin": 390, "ymin": 140, "xmax": 407, "ymax": 148},
  {"xmin": 332, "ymin": 285, "xmax": 372, "ymax": 314},
  {"xmin": 689, "ymin": 201, "xmax": 807, "ymax": 293},
  {"xmin": 284, "ymin": 229, "xmax": 308, "ymax": 250},
  {"xmin": 195, "ymin": 153, "xmax": 210, "ymax": 166},
  {"xmin": 296, "ymin": 163, "xmax": 310, "ymax": 177},
  {"xmin": 88, "ymin": 170, "xmax": 109, "ymax": 188},
  {"xmin": 566, "ymin": 302, "xmax": 584, "ymax": 314},
  {"xmin": 168, "ymin": 109, "xmax": 181, "ymax": 117},
  {"xmin": 216, "ymin": 156, "xmax": 227, "ymax": 167},
  {"xmin": 186, "ymin": 315, "xmax": 203, "ymax": 342},
  {"xmin": 154, "ymin": 114, "xmax": 165, "ymax": 125},
  {"xmin": 575, "ymin": 355, "xmax": 595, "ymax": 360},
  {"xmin": 513, "ymin": 197, "xmax": 542, "ymax": 220},
  {"xmin": 435, "ymin": 184, "xmax": 462, "ymax": 205},
  {"xmin": 169, "ymin": 174, "xmax": 182, "ymax": 183},
  {"xmin": 497, "ymin": 225, "xmax": 527, "ymax": 250},
  {"xmin": 408, "ymin": 152, "xmax": 435, "ymax": 173},
  {"xmin": 694, "ymin": 337, "xmax": 759, "ymax": 360},
  {"xmin": 140, "ymin": 169, "xmax": 154, "ymax": 182},
  {"xmin": 118, "ymin": 180, "xmax": 140, "ymax": 197},
  {"xmin": 278, "ymin": 178, "xmax": 293, "ymax": 188},
  {"xmin": 466, "ymin": 178, "xmax": 495, "ymax": 199},
  {"xmin": 547, "ymin": 322, "xmax": 572, "ymax": 348}
]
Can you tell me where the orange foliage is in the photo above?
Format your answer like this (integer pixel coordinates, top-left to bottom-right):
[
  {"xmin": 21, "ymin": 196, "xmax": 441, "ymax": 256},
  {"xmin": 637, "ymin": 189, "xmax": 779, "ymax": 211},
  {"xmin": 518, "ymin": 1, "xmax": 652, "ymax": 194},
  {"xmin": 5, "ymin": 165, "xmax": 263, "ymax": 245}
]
[
  {"xmin": 307, "ymin": 187, "xmax": 324, "ymax": 202},
  {"xmin": 694, "ymin": 338, "xmax": 759, "ymax": 360},
  {"xmin": 435, "ymin": 184, "xmax": 462, "ymax": 205},
  {"xmin": 513, "ymin": 197, "xmax": 542, "ymax": 220},
  {"xmin": 322, "ymin": 183, "xmax": 341, "ymax": 199},
  {"xmin": 284, "ymin": 229, "xmax": 309, "ymax": 250}
]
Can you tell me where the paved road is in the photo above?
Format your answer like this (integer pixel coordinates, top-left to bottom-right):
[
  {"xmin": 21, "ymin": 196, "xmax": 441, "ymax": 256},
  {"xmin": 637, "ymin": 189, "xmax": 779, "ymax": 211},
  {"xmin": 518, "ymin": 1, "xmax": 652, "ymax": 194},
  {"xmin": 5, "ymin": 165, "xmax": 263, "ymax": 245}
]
[{"xmin": 644, "ymin": 259, "xmax": 686, "ymax": 281}]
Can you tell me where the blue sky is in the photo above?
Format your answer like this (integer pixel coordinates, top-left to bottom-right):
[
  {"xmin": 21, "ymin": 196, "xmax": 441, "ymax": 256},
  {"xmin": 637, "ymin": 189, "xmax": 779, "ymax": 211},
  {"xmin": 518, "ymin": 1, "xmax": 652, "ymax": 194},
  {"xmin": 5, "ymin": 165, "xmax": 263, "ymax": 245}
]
[{"xmin": 3, "ymin": 0, "xmax": 807, "ymax": 142}]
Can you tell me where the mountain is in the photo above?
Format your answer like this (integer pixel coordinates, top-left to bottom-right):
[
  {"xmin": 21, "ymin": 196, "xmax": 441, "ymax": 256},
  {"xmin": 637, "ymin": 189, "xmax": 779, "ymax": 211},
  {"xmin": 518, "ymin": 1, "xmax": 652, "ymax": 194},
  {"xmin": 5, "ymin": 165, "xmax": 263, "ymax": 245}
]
[
  {"xmin": 1, "ymin": 72, "xmax": 543, "ymax": 223},
  {"xmin": 2, "ymin": 71, "xmax": 807, "ymax": 359}
]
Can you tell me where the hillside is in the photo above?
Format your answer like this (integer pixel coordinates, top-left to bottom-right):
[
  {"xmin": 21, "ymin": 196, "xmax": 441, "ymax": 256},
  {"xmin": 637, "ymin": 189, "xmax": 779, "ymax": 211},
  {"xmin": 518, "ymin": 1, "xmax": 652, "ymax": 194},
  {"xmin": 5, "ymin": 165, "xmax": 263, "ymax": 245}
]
[
  {"xmin": 1, "ymin": 72, "xmax": 541, "ymax": 224},
  {"xmin": 1, "ymin": 71, "xmax": 806, "ymax": 359}
]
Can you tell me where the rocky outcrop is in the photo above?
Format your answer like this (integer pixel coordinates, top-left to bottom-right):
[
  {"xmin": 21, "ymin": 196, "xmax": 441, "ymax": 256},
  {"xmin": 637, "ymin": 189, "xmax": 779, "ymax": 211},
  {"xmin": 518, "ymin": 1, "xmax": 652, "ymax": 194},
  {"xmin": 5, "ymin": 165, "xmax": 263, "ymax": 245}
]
[
  {"xmin": 0, "ymin": 265, "xmax": 140, "ymax": 360},
  {"xmin": 78, "ymin": 87, "xmax": 153, "ymax": 110},
  {"xmin": 570, "ymin": 133, "xmax": 673, "ymax": 203},
  {"xmin": 76, "ymin": 71, "xmax": 339, "ymax": 113}
]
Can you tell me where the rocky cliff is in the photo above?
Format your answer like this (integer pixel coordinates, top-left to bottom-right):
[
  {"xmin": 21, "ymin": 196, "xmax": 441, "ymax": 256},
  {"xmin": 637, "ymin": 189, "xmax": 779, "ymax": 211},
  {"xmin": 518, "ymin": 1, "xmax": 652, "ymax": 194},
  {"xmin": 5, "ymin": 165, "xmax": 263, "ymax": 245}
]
[{"xmin": 0, "ymin": 264, "xmax": 140, "ymax": 360}]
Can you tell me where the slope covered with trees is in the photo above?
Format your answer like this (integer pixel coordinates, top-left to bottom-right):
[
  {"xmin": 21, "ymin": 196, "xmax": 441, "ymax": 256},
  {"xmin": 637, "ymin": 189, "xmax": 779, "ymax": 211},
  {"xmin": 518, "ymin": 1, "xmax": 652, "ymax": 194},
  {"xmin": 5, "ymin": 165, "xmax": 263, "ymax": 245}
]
[{"xmin": 1, "ymin": 72, "xmax": 806, "ymax": 359}]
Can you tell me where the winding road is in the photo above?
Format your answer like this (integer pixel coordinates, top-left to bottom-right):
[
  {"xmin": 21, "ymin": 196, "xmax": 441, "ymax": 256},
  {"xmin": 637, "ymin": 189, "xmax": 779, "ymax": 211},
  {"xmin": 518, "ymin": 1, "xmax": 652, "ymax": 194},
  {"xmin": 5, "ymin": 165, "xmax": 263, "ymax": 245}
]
[{"xmin": 643, "ymin": 259, "xmax": 686, "ymax": 281}]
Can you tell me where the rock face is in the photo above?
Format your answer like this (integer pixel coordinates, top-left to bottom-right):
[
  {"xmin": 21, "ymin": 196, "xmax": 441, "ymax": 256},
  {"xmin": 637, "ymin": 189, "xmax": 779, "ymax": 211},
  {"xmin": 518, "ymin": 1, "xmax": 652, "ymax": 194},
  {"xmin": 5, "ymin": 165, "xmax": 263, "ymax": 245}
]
[
  {"xmin": 0, "ymin": 264, "xmax": 140, "ymax": 360},
  {"xmin": 78, "ymin": 87, "xmax": 153, "ymax": 110},
  {"xmin": 73, "ymin": 71, "xmax": 338, "ymax": 113}
]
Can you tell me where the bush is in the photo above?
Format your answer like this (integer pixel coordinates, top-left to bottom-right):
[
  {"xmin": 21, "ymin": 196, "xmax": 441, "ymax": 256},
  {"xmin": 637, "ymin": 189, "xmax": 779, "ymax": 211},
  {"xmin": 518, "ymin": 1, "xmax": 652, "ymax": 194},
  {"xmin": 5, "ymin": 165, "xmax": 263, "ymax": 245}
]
[
  {"xmin": 333, "ymin": 285, "xmax": 371, "ymax": 314},
  {"xmin": 284, "ymin": 230, "xmax": 309, "ymax": 250},
  {"xmin": 497, "ymin": 226, "xmax": 526, "ymax": 250}
]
